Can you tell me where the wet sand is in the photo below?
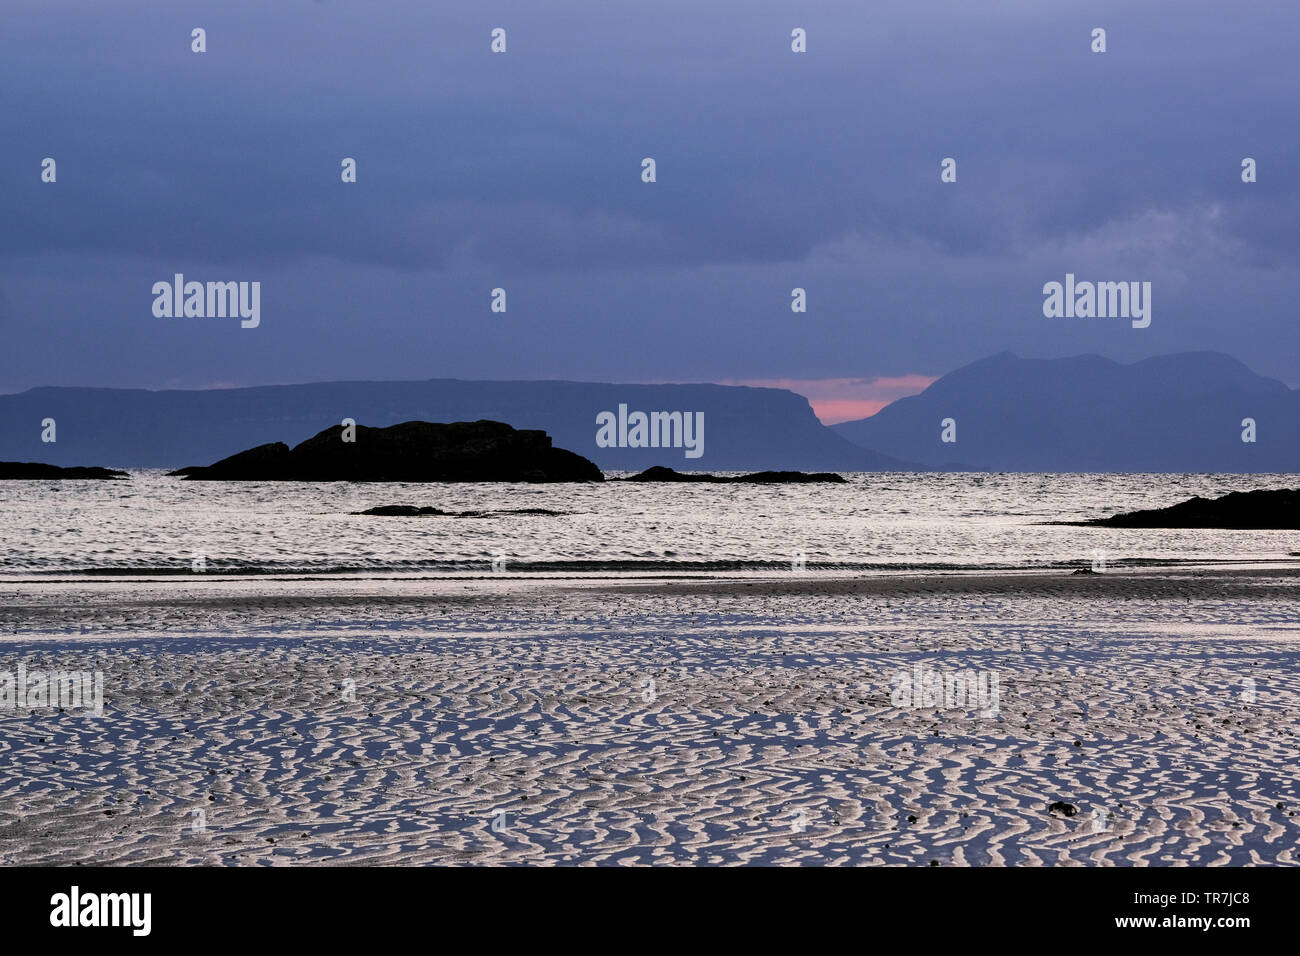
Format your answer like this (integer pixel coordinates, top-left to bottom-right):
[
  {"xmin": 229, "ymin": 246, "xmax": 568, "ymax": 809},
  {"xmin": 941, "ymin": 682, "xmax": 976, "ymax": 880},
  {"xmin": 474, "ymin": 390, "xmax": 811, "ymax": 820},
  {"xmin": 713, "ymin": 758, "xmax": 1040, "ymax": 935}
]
[{"xmin": 1, "ymin": 567, "xmax": 1297, "ymax": 865}]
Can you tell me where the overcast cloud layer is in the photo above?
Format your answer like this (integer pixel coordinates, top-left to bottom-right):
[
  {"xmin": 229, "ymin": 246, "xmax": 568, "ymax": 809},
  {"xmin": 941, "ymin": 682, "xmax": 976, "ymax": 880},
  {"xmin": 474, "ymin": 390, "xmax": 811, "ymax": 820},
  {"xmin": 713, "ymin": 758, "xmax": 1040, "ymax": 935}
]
[{"xmin": 3, "ymin": 0, "xmax": 1297, "ymax": 395}]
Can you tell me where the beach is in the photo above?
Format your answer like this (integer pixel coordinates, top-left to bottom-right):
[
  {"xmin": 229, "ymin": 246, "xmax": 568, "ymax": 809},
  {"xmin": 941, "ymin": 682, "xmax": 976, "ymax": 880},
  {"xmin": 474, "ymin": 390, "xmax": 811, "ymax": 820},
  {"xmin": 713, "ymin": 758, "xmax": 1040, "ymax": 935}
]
[{"xmin": 2, "ymin": 565, "xmax": 1297, "ymax": 865}]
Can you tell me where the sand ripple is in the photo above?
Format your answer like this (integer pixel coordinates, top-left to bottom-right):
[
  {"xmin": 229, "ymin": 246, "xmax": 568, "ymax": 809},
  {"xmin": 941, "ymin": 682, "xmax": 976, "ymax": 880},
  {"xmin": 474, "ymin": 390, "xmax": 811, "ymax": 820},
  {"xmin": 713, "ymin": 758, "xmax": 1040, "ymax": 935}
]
[{"xmin": 1, "ymin": 571, "xmax": 1297, "ymax": 865}]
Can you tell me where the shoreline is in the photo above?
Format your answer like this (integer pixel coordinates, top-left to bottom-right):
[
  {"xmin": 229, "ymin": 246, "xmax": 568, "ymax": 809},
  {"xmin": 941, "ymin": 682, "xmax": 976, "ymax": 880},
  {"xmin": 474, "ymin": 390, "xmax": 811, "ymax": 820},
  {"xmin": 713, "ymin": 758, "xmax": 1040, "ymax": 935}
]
[
  {"xmin": 2, "ymin": 555, "xmax": 1300, "ymax": 588},
  {"xmin": 3, "ymin": 563, "xmax": 1300, "ymax": 645}
]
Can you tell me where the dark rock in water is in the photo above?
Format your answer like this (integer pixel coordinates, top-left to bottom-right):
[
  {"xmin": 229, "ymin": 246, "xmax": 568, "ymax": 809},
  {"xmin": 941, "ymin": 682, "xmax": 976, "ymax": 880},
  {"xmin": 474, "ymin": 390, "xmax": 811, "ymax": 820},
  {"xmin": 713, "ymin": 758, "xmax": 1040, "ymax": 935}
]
[
  {"xmin": 170, "ymin": 421, "xmax": 603, "ymax": 483},
  {"xmin": 1064, "ymin": 488, "xmax": 1300, "ymax": 529},
  {"xmin": 0, "ymin": 462, "xmax": 127, "ymax": 480},
  {"xmin": 1048, "ymin": 801, "xmax": 1079, "ymax": 817},
  {"xmin": 736, "ymin": 470, "xmax": 847, "ymax": 484},
  {"xmin": 172, "ymin": 442, "xmax": 288, "ymax": 479},
  {"xmin": 621, "ymin": 466, "xmax": 709, "ymax": 482},
  {"xmin": 621, "ymin": 465, "xmax": 846, "ymax": 483},
  {"xmin": 1071, "ymin": 567, "xmax": 1099, "ymax": 575},
  {"xmin": 354, "ymin": 505, "xmax": 570, "ymax": 517}
]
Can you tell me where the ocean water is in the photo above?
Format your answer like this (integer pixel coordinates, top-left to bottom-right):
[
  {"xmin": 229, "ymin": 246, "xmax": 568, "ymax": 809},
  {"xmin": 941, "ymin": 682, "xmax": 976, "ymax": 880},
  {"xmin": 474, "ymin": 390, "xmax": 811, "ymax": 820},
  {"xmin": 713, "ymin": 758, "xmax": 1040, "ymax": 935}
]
[{"xmin": 0, "ymin": 471, "xmax": 1296, "ymax": 578}]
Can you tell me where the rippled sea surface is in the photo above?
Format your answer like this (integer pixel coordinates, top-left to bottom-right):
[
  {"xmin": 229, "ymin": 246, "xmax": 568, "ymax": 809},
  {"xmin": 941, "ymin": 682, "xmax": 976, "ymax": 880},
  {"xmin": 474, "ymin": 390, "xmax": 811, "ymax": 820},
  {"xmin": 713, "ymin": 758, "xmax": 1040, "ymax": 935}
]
[{"xmin": 1, "ymin": 472, "xmax": 1297, "ymax": 577}]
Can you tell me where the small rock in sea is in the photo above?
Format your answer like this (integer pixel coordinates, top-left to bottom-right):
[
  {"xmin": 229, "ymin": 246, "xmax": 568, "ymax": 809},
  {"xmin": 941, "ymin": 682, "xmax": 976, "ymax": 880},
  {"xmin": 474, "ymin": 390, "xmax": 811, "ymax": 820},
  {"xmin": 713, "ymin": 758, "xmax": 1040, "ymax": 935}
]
[
  {"xmin": 1071, "ymin": 567, "xmax": 1098, "ymax": 575},
  {"xmin": 354, "ymin": 505, "xmax": 449, "ymax": 517},
  {"xmin": 907, "ymin": 814, "xmax": 917, "ymax": 823},
  {"xmin": 1073, "ymin": 740, "xmax": 1082, "ymax": 746},
  {"xmin": 1048, "ymin": 801, "xmax": 1078, "ymax": 817}
]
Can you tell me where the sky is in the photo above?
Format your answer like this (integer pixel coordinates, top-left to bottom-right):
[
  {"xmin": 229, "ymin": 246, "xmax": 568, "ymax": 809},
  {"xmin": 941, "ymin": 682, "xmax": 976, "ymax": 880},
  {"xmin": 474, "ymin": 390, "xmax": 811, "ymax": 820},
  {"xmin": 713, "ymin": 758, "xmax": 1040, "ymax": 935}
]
[{"xmin": 3, "ymin": 0, "xmax": 1298, "ymax": 423}]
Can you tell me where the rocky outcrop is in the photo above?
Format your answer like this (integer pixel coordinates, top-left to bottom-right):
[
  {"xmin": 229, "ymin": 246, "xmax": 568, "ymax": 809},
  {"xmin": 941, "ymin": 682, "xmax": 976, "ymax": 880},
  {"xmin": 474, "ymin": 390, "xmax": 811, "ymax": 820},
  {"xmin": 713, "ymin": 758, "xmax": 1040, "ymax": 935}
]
[
  {"xmin": 354, "ymin": 505, "xmax": 570, "ymax": 517},
  {"xmin": 171, "ymin": 421, "xmax": 604, "ymax": 482},
  {"xmin": 1068, "ymin": 488, "xmax": 1300, "ymax": 529},
  {"xmin": 0, "ymin": 462, "xmax": 127, "ymax": 479},
  {"xmin": 619, "ymin": 466, "xmax": 846, "ymax": 483}
]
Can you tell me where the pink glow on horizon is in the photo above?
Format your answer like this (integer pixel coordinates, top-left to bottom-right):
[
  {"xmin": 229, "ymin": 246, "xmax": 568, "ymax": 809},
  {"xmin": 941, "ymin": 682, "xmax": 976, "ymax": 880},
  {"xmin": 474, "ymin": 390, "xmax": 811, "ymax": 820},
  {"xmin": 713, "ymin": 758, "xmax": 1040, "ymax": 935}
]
[{"xmin": 714, "ymin": 375, "xmax": 938, "ymax": 424}]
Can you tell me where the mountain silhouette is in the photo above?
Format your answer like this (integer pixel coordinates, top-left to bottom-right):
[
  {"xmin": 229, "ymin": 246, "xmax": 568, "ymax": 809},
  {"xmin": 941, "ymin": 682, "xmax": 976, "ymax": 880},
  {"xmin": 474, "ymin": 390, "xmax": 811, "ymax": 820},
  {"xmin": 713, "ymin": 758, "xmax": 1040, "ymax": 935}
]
[
  {"xmin": 0, "ymin": 379, "xmax": 916, "ymax": 472},
  {"xmin": 833, "ymin": 351, "xmax": 1300, "ymax": 472}
]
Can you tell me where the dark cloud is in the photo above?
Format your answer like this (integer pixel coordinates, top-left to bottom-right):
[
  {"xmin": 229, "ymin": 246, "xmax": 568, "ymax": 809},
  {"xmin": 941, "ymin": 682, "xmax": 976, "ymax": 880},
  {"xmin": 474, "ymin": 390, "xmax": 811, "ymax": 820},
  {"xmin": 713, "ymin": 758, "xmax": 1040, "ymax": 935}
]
[
  {"xmin": 1, "ymin": 0, "xmax": 1297, "ymax": 391},
  {"xmin": 5, "ymin": 0, "xmax": 1297, "ymax": 271}
]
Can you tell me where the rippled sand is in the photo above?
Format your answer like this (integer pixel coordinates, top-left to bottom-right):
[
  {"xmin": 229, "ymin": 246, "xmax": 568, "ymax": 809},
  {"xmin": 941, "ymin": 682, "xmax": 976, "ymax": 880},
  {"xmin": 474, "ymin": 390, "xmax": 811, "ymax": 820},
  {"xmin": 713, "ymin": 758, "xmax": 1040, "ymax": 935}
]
[{"xmin": 1, "ymin": 568, "xmax": 1297, "ymax": 865}]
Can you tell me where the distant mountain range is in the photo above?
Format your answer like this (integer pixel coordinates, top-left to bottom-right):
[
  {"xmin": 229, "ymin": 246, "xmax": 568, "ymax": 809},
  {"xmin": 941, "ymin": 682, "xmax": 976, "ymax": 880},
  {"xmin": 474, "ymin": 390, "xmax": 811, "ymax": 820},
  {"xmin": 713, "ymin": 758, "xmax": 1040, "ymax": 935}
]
[
  {"xmin": 0, "ymin": 379, "xmax": 910, "ymax": 472},
  {"xmin": 833, "ymin": 351, "xmax": 1300, "ymax": 472},
  {"xmin": 3, "ymin": 351, "xmax": 1294, "ymax": 473}
]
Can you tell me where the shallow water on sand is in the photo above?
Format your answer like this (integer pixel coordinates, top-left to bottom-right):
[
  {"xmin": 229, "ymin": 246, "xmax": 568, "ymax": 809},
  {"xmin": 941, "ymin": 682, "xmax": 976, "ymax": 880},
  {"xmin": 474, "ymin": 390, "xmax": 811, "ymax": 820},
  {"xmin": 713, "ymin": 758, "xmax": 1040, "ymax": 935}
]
[{"xmin": 1, "ymin": 573, "xmax": 1296, "ymax": 866}]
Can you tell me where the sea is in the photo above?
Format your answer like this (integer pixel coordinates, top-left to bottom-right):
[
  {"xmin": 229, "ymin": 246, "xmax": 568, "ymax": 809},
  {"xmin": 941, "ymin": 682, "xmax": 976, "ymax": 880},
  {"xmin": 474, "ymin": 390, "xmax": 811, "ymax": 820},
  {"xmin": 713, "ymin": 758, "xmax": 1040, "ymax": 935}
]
[{"xmin": 2, "ymin": 472, "xmax": 1296, "ymax": 578}]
